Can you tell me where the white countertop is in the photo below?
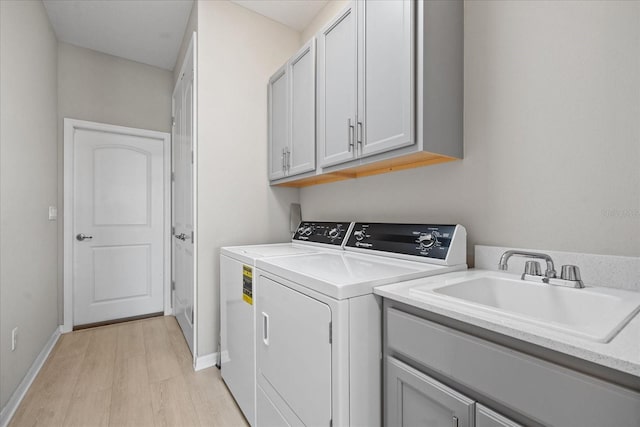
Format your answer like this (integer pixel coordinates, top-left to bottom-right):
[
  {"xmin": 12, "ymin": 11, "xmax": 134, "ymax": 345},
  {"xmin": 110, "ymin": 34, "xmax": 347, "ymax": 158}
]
[{"xmin": 375, "ymin": 269, "xmax": 640, "ymax": 378}]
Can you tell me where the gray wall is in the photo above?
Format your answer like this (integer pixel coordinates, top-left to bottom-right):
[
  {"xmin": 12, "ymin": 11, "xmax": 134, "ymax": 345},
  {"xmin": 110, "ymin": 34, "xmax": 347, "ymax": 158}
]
[
  {"xmin": 56, "ymin": 42, "xmax": 174, "ymax": 323},
  {"xmin": 0, "ymin": 0, "xmax": 59, "ymax": 410},
  {"xmin": 196, "ymin": 0, "xmax": 301, "ymax": 358},
  {"xmin": 300, "ymin": 0, "xmax": 640, "ymax": 261}
]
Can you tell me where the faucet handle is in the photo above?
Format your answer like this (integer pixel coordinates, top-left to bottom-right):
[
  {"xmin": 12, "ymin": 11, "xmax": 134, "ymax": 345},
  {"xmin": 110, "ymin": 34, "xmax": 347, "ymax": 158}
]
[
  {"xmin": 560, "ymin": 265, "xmax": 582, "ymax": 281},
  {"xmin": 524, "ymin": 261, "xmax": 542, "ymax": 276}
]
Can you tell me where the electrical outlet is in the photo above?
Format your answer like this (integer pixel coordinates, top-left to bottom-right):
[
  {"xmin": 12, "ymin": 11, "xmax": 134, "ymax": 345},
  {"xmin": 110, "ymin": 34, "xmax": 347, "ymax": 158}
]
[
  {"xmin": 48, "ymin": 206, "xmax": 57, "ymax": 221},
  {"xmin": 11, "ymin": 327, "xmax": 18, "ymax": 351}
]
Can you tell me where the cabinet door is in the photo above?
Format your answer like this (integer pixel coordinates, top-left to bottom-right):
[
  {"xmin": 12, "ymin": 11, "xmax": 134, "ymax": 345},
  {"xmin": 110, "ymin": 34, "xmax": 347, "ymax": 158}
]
[
  {"xmin": 288, "ymin": 39, "xmax": 316, "ymax": 176},
  {"xmin": 317, "ymin": 2, "xmax": 358, "ymax": 167},
  {"xmin": 268, "ymin": 65, "xmax": 288, "ymax": 180},
  {"xmin": 386, "ymin": 357, "xmax": 474, "ymax": 427},
  {"xmin": 357, "ymin": 0, "xmax": 414, "ymax": 158},
  {"xmin": 476, "ymin": 405, "xmax": 523, "ymax": 427},
  {"xmin": 257, "ymin": 276, "xmax": 332, "ymax": 427}
]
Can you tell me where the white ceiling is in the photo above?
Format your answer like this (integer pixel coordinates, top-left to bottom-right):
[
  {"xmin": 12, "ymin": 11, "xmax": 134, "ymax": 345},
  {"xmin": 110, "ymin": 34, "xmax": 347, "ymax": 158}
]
[
  {"xmin": 230, "ymin": 0, "xmax": 328, "ymax": 32},
  {"xmin": 43, "ymin": 0, "xmax": 194, "ymax": 71}
]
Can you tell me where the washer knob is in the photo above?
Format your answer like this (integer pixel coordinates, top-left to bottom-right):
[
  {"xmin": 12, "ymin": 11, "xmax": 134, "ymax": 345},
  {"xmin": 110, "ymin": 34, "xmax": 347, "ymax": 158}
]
[
  {"xmin": 303, "ymin": 227, "xmax": 313, "ymax": 236},
  {"xmin": 329, "ymin": 228, "xmax": 339, "ymax": 238},
  {"xmin": 354, "ymin": 230, "xmax": 365, "ymax": 241},
  {"xmin": 418, "ymin": 233, "xmax": 436, "ymax": 250}
]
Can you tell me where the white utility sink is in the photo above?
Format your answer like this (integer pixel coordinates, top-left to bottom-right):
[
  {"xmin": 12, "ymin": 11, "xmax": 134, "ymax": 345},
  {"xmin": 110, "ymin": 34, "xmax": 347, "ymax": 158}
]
[{"xmin": 409, "ymin": 273, "xmax": 640, "ymax": 343}]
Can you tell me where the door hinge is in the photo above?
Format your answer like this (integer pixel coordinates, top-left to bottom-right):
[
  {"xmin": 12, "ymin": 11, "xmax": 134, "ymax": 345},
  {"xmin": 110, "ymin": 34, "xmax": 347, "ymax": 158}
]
[
  {"xmin": 329, "ymin": 322, "xmax": 332, "ymax": 344},
  {"xmin": 191, "ymin": 231, "xmax": 194, "ymax": 242},
  {"xmin": 172, "ymin": 226, "xmax": 175, "ymax": 235},
  {"xmin": 171, "ymin": 171, "xmax": 175, "ymax": 181},
  {"xmin": 191, "ymin": 151, "xmax": 194, "ymax": 164},
  {"xmin": 171, "ymin": 280, "xmax": 175, "ymax": 291},
  {"xmin": 191, "ymin": 309, "xmax": 194, "ymax": 324},
  {"xmin": 171, "ymin": 116, "xmax": 175, "ymax": 127}
]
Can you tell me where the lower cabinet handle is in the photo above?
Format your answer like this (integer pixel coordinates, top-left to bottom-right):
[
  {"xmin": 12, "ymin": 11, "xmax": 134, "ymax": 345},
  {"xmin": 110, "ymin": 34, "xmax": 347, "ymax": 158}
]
[{"xmin": 262, "ymin": 312, "xmax": 269, "ymax": 346}]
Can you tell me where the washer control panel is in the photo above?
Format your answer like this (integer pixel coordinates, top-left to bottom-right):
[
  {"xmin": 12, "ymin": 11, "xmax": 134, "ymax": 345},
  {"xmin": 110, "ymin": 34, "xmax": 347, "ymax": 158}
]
[
  {"xmin": 292, "ymin": 222, "xmax": 352, "ymax": 246},
  {"xmin": 345, "ymin": 223, "xmax": 460, "ymax": 260}
]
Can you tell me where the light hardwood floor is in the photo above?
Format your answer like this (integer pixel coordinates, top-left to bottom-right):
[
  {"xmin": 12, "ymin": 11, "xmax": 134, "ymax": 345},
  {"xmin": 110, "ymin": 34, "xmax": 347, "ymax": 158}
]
[{"xmin": 9, "ymin": 316, "xmax": 249, "ymax": 427}]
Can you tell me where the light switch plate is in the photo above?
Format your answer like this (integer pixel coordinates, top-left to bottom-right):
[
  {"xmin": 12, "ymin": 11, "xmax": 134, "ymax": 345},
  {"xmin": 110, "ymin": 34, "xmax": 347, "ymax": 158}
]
[{"xmin": 48, "ymin": 206, "xmax": 57, "ymax": 221}]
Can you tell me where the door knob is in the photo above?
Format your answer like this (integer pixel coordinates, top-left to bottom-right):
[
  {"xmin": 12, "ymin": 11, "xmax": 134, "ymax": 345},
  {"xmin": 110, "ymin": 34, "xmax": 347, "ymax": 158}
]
[
  {"xmin": 175, "ymin": 233, "xmax": 187, "ymax": 241},
  {"xmin": 76, "ymin": 233, "xmax": 93, "ymax": 241}
]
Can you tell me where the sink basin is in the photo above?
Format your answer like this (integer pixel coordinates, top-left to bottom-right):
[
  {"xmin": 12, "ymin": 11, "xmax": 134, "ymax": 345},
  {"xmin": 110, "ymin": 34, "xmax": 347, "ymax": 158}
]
[{"xmin": 410, "ymin": 274, "xmax": 640, "ymax": 343}]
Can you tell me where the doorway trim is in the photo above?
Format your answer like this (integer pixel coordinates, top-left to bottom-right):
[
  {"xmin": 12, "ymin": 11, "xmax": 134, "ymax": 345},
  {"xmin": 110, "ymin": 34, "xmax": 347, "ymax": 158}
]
[{"xmin": 62, "ymin": 118, "xmax": 171, "ymax": 333}]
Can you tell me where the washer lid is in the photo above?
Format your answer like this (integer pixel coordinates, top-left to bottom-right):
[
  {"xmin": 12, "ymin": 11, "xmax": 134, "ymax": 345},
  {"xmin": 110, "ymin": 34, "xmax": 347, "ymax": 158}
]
[
  {"xmin": 256, "ymin": 251, "xmax": 461, "ymax": 300},
  {"xmin": 221, "ymin": 243, "xmax": 319, "ymax": 265}
]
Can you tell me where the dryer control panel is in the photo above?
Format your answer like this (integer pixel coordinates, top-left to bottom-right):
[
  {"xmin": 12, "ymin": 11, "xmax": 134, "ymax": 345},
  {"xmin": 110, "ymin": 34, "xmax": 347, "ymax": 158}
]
[
  {"xmin": 292, "ymin": 222, "xmax": 352, "ymax": 246},
  {"xmin": 345, "ymin": 223, "xmax": 466, "ymax": 264}
]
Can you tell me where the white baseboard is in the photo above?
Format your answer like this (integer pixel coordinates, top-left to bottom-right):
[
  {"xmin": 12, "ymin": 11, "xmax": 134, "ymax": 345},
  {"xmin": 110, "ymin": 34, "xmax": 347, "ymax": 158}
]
[
  {"xmin": 194, "ymin": 352, "xmax": 218, "ymax": 371},
  {"xmin": 0, "ymin": 326, "xmax": 62, "ymax": 427}
]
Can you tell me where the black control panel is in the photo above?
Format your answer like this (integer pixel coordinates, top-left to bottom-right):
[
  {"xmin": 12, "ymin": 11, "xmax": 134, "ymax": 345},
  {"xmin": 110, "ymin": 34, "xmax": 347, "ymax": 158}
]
[
  {"xmin": 292, "ymin": 222, "xmax": 352, "ymax": 246},
  {"xmin": 345, "ymin": 223, "xmax": 458, "ymax": 260}
]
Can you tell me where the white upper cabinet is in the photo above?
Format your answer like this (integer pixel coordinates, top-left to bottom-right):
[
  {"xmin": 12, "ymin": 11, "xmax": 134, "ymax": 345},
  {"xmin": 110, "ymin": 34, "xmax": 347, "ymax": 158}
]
[
  {"xmin": 317, "ymin": 3, "xmax": 358, "ymax": 168},
  {"xmin": 268, "ymin": 40, "xmax": 316, "ymax": 181},
  {"xmin": 357, "ymin": 0, "xmax": 414, "ymax": 158},
  {"xmin": 289, "ymin": 40, "xmax": 316, "ymax": 176},
  {"xmin": 268, "ymin": 65, "xmax": 289, "ymax": 181},
  {"xmin": 318, "ymin": 0, "xmax": 414, "ymax": 168}
]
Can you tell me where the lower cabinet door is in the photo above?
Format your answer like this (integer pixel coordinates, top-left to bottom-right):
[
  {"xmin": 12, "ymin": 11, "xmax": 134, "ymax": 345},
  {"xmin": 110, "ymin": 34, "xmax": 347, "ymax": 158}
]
[
  {"xmin": 476, "ymin": 405, "xmax": 523, "ymax": 427},
  {"xmin": 386, "ymin": 357, "xmax": 475, "ymax": 427}
]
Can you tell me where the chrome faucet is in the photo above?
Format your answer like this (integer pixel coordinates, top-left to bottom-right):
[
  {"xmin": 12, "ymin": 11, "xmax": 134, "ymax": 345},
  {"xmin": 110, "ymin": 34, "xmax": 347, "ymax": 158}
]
[
  {"xmin": 498, "ymin": 250, "xmax": 557, "ymax": 278},
  {"xmin": 498, "ymin": 250, "xmax": 585, "ymax": 288}
]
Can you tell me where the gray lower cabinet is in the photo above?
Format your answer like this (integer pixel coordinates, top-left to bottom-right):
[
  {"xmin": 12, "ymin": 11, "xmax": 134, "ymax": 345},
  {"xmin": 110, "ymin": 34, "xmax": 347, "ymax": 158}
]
[
  {"xmin": 476, "ymin": 405, "xmax": 523, "ymax": 427},
  {"xmin": 386, "ymin": 357, "xmax": 474, "ymax": 427},
  {"xmin": 383, "ymin": 302, "xmax": 640, "ymax": 427}
]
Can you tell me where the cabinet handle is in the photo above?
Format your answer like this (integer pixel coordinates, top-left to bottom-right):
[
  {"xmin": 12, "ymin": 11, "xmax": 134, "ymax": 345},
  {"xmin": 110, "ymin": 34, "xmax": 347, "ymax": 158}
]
[
  {"xmin": 348, "ymin": 118, "xmax": 355, "ymax": 152},
  {"xmin": 286, "ymin": 147, "xmax": 290, "ymax": 172},
  {"xmin": 262, "ymin": 312, "xmax": 269, "ymax": 346},
  {"xmin": 357, "ymin": 121, "xmax": 363, "ymax": 151},
  {"xmin": 282, "ymin": 147, "xmax": 286, "ymax": 173},
  {"xmin": 452, "ymin": 416, "xmax": 458, "ymax": 427}
]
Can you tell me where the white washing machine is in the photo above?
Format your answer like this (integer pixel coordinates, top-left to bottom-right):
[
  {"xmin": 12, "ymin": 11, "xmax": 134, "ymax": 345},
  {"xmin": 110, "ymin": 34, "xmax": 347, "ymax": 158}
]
[
  {"xmin": 254, "ymin": 223, "xmax": 467, "ymax": 427},
  {"xmin": 220, "ymin": 221, "xmax": 353, "ymax": 426}
]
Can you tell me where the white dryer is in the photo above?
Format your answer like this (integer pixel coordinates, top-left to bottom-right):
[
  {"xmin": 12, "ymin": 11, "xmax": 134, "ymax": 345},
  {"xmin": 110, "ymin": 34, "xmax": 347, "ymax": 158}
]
[
  {"xmin": 254, "ymin": 223, "xmax": 467, "ymax": 427},
  {"xmin": 220, "ymin": 221, "xmax": 352, "ymax": 426}
]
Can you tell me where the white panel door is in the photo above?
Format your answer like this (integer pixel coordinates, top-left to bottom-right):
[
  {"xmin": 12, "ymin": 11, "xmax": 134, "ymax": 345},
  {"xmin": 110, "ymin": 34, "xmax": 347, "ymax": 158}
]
[
  {"xmin": 288, "ymin": 39, "xmax": 316, "ymax": 177},
  {"xmin": 172, "ymin": 37, "xmax": 196, "ymax": 355},
  {"xmin": 268, "ymin": 65, "xmax": 289, "ymax": 180},
  {"xmin": 358, "ymin": 0, "xmax": 414, "ymax": 158},
  {"xmin": 257, "ymin": 276, "xmax": 332, "ymax": 427},
  {"xmin": 317, "ymin": 2, "xmax": 358, "ymax": 167},
  {"xmin": 73, "ymin": 128, "xmax": 165, "ymax": 326}
]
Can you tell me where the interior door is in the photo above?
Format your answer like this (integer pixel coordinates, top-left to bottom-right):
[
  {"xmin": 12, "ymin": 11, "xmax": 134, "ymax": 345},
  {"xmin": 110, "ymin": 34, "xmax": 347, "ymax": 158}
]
[
  {"xmin": 358, "ymin": 0, "xmax": 414, "ymax": 158},
  {"xmin": 73, "ymin": 126, "xmax": 166, "ymax": 326},
  {"xmin": 172, "ymin": 35, "xmax": 196, "ymax": 355},
  {"xmin": 257, "ymin": 276, "xmax": 332, "ymax": 427},
  {"xmin": 317, "ymin": 2, "xmax": 358, "ymax": 168}
]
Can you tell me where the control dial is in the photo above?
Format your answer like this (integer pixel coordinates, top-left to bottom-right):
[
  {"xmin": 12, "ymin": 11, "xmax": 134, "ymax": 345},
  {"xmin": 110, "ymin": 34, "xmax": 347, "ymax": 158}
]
[
  {"xmin": 328, "ymin": 227, "xmax": 340, "ymax": 239},
  {"xmin": 417, "ymin": 233, "xmax": 437, "ymax": 250},
  {"xmin": 354, "ymin": 230, "xmax": 365, "ymax": 241}
]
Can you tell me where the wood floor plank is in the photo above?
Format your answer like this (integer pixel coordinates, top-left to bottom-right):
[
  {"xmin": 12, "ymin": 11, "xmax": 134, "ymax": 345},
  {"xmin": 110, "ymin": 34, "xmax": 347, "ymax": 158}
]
[
  {"xmin": 63, "ymin": 389, "xmax": 111, "ymax": 427},
  {"xmin": 109, "ymin": 356, "xmax": 155, "ymax": 427},
  {"xmin": 143, "ymin": 318, "xmax": 182, "ymax": 383},
  {"xmin": 73, "ymin": 327, "xmax": 118, "ymax": 397},
  {"xmin": 115, "ymin": 321, "xmax": 146, "ymax": 360},
  {"xmin": 150, "ymin": 375, "xmax": 201, "ymax": 427}
]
